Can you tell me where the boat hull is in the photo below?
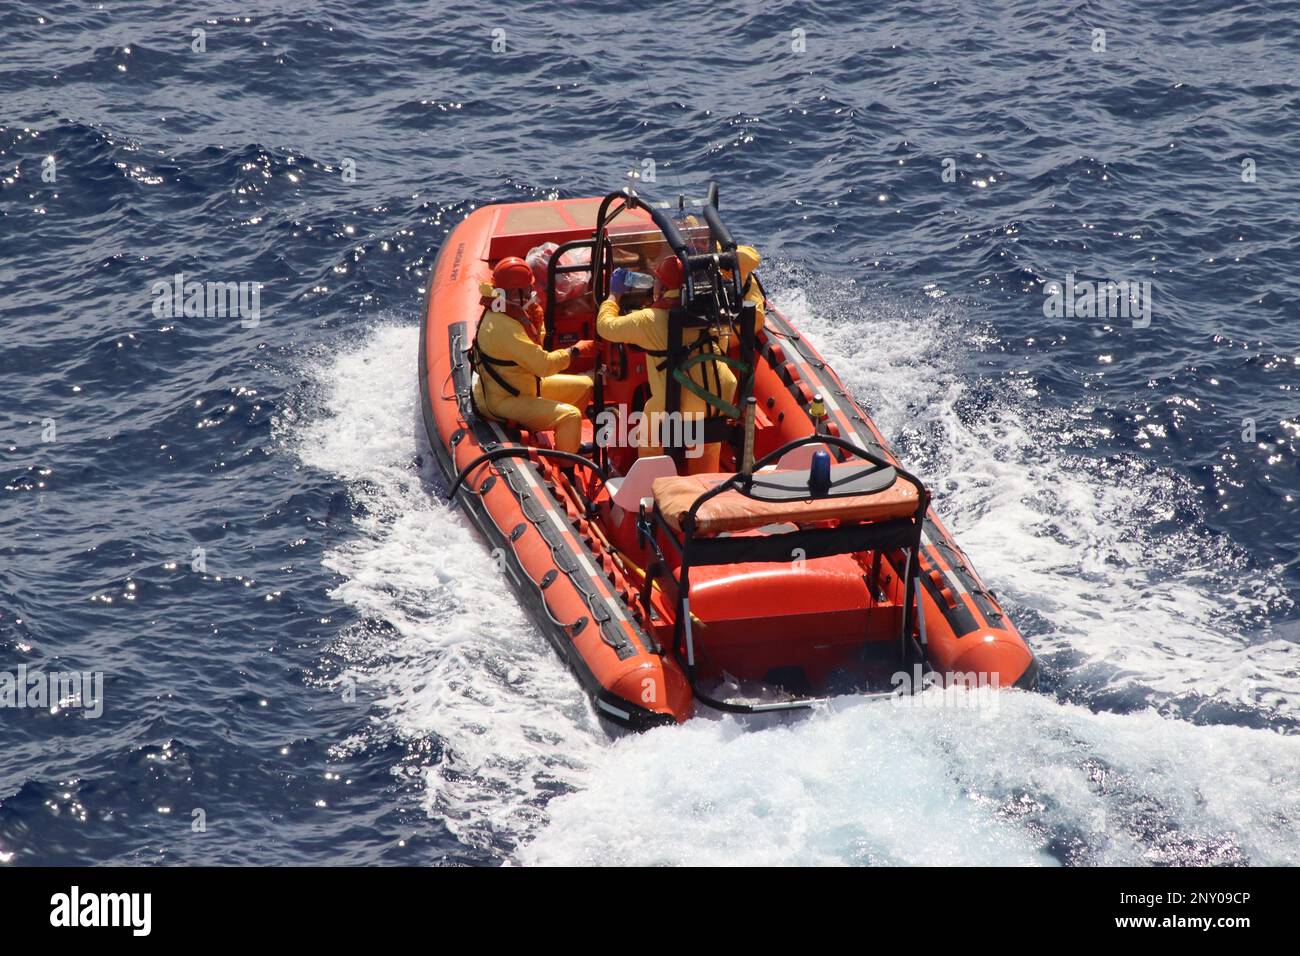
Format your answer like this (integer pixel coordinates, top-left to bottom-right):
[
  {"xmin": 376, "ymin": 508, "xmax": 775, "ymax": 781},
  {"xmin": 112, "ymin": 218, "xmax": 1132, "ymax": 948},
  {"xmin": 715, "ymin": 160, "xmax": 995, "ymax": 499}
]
[{"xmin": 419, "ymin": 199, "xmax": 1037, "ymax": 729}]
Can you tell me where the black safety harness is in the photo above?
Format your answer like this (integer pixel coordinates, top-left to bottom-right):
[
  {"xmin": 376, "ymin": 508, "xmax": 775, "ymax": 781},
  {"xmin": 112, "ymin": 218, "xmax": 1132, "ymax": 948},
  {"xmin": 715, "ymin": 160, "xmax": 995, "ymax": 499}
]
[
  {"xmin": 469, "ymin": 308, "xmax": 544, "ymax": 402},
  {"xmin": 630, "ymin": 296, "xmax": 747, "ymax": 420}
]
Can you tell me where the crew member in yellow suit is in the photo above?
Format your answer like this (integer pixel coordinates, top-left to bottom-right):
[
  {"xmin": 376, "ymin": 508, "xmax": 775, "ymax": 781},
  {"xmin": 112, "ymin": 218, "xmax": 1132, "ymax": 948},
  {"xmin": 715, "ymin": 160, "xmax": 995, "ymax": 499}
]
[
  {"xmin": 597, "ymin": 255, "xmax": 736, "ymax": 475},
  {"xmin": 719, "ymin": 244, "xmax": 765, "ymax": 355},
  {"xmin": 471, "ymin": 256, "xmax": 595, "ymax": 453}
]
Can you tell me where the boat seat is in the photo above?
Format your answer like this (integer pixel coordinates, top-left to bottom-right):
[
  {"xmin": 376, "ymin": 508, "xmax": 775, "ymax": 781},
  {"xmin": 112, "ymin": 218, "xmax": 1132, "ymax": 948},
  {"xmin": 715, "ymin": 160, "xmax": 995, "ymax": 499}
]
[
  {"xmin": 606, "ymin": 455, "xmax": 677, "ymax": 512},
  {"xmin": 652, "ymin": 464, "xmax": 919, "ymax": 535},
  {"xmin": 478, "ymin": 411, "xmax": 594, "ymax": 454}
]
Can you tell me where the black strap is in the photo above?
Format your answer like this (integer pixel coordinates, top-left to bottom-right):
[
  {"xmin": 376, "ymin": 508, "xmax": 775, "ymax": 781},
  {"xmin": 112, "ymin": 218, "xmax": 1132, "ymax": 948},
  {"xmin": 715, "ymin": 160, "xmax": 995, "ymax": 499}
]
[
  {"xmin": 635, "ymin": 329, "xmax": 733, "ymax": 421},
  {"xmin": 471, "ymin": 343, "xmax": 522, "ymax": 397},
  {"xmin": 637, "ymin": 329, "xmax": 718, "ymax": 372},
  {"xmin": 475, "ymin": 347, "xmax": 518, "ymax": 370},
  {"xmin": 470, "ymin": 311, "xmax": 543, "ymax": 400},
  {"xmin": 636, "ymin": 345, "xmax": 669, "ymax": 367}
]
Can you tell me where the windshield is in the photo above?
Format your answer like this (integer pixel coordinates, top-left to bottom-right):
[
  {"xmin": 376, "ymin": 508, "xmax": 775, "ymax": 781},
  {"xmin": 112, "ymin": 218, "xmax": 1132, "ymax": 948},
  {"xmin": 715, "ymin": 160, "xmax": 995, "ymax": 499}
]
[{"xmin": 606, "ymin": 215, "xmax": 712, "ymax": 279}]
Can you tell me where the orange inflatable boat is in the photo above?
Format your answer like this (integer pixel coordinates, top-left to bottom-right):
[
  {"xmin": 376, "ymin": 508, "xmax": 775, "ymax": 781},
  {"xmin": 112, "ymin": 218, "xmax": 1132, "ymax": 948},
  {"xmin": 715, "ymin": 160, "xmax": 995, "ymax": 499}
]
[{"xmin": 418, "ymin": 184, "xmax": 1037, "ymax": 729}]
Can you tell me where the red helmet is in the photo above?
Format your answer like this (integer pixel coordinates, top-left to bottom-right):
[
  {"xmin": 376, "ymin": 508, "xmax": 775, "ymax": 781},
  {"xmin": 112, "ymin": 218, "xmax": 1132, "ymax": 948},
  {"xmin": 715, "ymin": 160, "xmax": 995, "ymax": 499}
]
[
  {"xmin": 655, "ymin": 255, "xmax": 685, "ymax": 289},
  {"xmin": 492, "ymin": 256, "xmax": 533, "ymax": 291}
]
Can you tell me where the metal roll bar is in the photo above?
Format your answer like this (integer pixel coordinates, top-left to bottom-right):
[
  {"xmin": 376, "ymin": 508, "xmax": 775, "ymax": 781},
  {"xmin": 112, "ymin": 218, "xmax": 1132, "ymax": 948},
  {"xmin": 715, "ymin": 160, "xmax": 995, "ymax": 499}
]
[{"xmin": 638, "ymin": 433, "xmax": 931, "ymax": 716}]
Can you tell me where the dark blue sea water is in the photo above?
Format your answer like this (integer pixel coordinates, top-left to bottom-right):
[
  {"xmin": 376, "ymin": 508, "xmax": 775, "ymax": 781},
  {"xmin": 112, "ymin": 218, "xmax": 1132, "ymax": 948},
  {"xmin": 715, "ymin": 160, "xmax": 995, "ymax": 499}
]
[{"xmin": 3, "ymin": 0, "xmax": 1298, "ymax": 866}]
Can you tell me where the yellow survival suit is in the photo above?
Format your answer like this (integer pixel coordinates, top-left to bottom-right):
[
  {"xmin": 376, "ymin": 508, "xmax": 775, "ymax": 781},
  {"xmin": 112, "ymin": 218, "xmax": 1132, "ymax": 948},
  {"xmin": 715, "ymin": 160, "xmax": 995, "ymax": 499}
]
[
  {"xmin": 596, "ymin": 257, "xmax": 737, "ymax": 475},
  {"xmin": 470, "ymin": 257, "xmax": 593, "ymax": 453}
]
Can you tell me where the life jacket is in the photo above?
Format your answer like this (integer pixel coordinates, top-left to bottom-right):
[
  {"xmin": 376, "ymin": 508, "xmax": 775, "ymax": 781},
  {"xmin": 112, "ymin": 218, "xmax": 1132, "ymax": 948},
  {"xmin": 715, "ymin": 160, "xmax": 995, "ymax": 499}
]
[{"xmin": 470, "ymin": 294, "xmax": 545, "ymax": 399}]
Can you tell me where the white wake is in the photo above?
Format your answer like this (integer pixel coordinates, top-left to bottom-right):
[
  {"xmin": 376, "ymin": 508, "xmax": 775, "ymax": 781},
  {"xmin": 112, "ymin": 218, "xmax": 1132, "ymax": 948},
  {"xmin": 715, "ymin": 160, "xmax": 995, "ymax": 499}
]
[{"xmin": 288, "ymin": 285, "xmax": 1298, "ymax": 864}]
